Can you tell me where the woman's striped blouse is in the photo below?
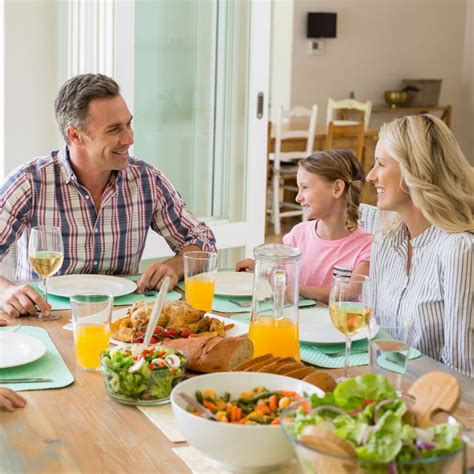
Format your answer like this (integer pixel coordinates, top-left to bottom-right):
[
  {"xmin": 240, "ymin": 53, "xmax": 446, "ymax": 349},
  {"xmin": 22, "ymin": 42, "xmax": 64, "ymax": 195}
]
[{"xmin": 370, "ymin": 223, "xmax": 473, "ymax": 378}]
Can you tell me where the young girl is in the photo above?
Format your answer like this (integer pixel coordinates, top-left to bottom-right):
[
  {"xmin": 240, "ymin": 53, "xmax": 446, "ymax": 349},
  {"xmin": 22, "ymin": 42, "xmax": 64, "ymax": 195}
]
[{"xmin": 236, "ymin": 149, "xmax": 372, "ymax": 303}]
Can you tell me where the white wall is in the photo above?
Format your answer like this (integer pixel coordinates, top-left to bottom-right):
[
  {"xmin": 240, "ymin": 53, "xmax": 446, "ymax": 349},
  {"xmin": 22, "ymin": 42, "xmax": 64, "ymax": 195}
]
[
  {"xmin": 269, "ymin": 0, "xmax": 294, "ymax": 122},
  {"xmin": 4, "ymin": 0, "xmax": 62, "ymax": 176},
  {"xmin": 289, "ymin": 0, "xmax": 473, "ymax": 162},
  {"xmin": 461, "ymin": 0, "xmax": 474, "ymax": 161}
]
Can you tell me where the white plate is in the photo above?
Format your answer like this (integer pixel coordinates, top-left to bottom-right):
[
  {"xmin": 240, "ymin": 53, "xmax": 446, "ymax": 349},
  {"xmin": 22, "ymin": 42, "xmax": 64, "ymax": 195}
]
[
  {"xmin": 299, "ymin": 306, "xmax": 379, "ymax": 344},
  {"xmin": 41, "ymin": 275, "xmax": 137, "ymax": 298},
  {"xmin": 63, "ymin": 309, "xmax": 249, "ymax": 345},
  {"xmin": 213, "ymin": 271, "xmax": 255, "ymax": 297},
  {"xmin": 0, "ymin": 333, "xmax": 47, "ymax": 369}
]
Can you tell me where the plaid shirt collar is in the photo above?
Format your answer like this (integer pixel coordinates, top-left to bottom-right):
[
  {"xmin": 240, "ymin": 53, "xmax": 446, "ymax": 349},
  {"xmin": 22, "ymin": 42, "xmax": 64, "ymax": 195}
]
[{"xmin": 57, "ymin": 144, "xmax": 124, "ymax": 187}]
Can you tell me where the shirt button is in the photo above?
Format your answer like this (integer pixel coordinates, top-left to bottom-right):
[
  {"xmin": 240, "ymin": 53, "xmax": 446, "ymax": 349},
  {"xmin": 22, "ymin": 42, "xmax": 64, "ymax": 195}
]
[
  {"xmin": 85, "ymin": 195, "xmax": 90, "ymax": 200},
  {"xmin": 94, "ymin": 261, "xmax": 98, "ymax": 265},
  {"xmin": 95, "ymin": 228, "xmax": 99, "ymax": 233}
]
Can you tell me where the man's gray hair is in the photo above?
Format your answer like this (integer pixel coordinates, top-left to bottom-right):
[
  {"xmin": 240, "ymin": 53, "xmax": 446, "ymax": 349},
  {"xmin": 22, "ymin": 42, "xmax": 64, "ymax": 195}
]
[{"xmin": 54, "ymin": 73, "xmax": 120, "ymax": 143}]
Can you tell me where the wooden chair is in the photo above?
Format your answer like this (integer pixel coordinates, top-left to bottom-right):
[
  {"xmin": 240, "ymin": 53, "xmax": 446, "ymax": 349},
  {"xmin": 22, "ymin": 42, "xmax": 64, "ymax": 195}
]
[
  {"xmin": 326, "ymin": 98, "xmax": 372, "ymax": 130},
  {"xmin": 270, "ymin": 104, "xmax": 318, "ymax": 235},
  {"xmin": 325, "ymin": 121, "xmax": 365, "ymax": 160}
]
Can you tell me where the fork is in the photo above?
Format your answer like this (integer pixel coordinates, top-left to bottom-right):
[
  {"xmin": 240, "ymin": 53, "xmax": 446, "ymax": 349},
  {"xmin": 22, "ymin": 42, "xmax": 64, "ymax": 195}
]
[
  {"xmin": 228, "ymin": 299, "xmax": 252, "ymax": 308},
  {"xmin": 143, "ymin": 288, "xmax": 157, "ymax": 297}
]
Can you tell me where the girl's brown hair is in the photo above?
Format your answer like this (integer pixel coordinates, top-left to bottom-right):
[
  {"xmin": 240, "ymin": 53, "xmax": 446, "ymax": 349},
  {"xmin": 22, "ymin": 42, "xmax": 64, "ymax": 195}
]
[{"xmin": 299, "ymin": 149, "xmax": 365, "ymax": 232}]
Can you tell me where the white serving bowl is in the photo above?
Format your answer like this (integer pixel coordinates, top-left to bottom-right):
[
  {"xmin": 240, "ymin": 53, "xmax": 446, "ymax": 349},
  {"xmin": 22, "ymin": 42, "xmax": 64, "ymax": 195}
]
[{"xmin": 170, "ymin": 371, "xmax": 324, "ymax": 470}]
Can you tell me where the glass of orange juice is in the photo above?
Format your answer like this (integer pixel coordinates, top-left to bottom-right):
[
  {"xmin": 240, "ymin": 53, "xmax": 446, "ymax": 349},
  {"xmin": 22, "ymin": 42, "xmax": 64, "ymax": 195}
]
[
  {"xmin": 71, "ymin": 294, "xmax": 113, "ymax": 371},
  {"xmin": 248, "ymin": 244, "xmax": 301, "ymax": 361},
  {"xmin": 184, "ymin": 251, "xmax": 218, "ymax": 312}
]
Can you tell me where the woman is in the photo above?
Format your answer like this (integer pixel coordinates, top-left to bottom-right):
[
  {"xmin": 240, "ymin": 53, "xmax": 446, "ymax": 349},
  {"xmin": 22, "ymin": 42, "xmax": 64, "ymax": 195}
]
[{"xmin": 367, "ymin": 114, "xmax": 474, "ymax": 377}]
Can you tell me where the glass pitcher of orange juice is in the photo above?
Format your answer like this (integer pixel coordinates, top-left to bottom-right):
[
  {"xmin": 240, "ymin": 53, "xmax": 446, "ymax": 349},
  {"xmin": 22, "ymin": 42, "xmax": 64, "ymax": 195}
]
[{"xmin": 248, "ymin": 244, "xmax": 301, "ymax": 361}]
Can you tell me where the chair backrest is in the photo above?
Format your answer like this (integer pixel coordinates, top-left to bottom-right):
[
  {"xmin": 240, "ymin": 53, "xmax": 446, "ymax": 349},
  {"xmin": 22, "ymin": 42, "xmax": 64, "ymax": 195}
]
[
  {"xmin": 274, "ymin": 105, "xmax": 318, "ymax": 167},
  {"xmin": 325, "ymin": 121, "xmax": 365, "ymax": 160},
  {"xmin": 326, "ymin": 98, "xmax": 372, "ymax": 131}
]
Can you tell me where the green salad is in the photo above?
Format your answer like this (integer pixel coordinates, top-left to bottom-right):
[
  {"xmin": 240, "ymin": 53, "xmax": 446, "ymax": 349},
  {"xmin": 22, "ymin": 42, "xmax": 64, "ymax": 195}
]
[
  {"xmin": 101, "ymin": 345, "xmax": 187, "ymax": 402},
  {"xmin": 286, "ymin": 374, "xmax": 463, "ymax": 471}
]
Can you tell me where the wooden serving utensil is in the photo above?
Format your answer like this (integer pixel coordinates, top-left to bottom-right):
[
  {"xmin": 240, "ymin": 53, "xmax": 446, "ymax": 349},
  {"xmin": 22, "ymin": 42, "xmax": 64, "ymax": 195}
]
[
  {"xmin": 406, "ymin": 371, "xmax": 461, "ymax": 428},
  {"xmin": 300, "ymin": 425, "xmax": 357, "ymax": 459}
]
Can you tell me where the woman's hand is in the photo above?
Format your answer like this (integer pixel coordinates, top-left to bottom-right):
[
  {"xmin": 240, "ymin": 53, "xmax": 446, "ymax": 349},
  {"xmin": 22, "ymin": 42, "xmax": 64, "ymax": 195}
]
[
  {"xmin": 235, "ymin": 258, "xmax": 255, "ymax": 272},
  {"xmin": 0, "ymin": 388, "xmax": 27, "ymax": 412}
]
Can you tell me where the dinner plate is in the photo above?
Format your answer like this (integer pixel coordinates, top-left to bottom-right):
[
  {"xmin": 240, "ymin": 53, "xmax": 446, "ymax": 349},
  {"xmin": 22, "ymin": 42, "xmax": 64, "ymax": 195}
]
[
  {"xmin": 213, "ymin": 271, "xmax": 255, "ymax": 297},
  {"xmin": 63, "ymin": 309, "xmax": 249, "ymax": 345},
  {"xmin": 299, "ymin": 306, "xmax": 379, "ymax": 344},
  {"xmin": 0, "ymin": 333, "xmax": 47, "ymax": 369},
  {"xmin": 41, "ymin": 275, "xmax": 137, "ymax": 298}
]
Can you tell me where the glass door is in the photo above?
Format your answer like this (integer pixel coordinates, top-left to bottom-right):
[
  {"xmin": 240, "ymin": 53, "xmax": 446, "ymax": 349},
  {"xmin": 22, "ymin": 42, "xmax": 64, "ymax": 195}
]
[{"xmin": 68, "ymin": 0, "xmax": 270, "ymax": 259}]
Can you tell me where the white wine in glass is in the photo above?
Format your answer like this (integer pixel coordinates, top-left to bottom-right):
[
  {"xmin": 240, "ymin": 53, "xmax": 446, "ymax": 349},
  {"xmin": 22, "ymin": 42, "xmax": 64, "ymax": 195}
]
[
  {"xmin": 29, "ymin": 226, "xmax": 64, "ymax": 321},
  {"xmin": 329, "ymin": 274, "xmax": 371, "ymax": 381}
]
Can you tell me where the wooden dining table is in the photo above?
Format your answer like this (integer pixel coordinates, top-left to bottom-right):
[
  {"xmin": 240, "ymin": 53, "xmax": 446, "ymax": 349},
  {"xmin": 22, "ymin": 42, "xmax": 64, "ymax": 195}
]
[{"xmin": 1, "ymin": 303, "xmax": 473, "ymax": 473}]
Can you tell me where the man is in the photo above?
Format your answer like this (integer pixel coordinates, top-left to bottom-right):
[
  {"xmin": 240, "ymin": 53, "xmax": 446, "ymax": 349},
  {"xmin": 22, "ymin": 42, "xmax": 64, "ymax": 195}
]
[{"xmin": 0, "ymin": 73, "xmax": 216, "ymax": 318}]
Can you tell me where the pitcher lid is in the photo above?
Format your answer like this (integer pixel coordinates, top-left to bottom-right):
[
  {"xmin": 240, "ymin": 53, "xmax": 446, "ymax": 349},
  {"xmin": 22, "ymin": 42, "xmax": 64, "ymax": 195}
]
[{"xmin": 253, "ymin": 243, "xmax": 301, "ymax": 262}]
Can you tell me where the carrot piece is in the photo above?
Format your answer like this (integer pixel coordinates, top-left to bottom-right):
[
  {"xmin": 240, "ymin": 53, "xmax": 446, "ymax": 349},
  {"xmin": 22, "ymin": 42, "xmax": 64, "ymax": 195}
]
[
  {"xmin": 268, "ymin": 395, "xmax": 278, "ymax": 413},
  {"xmin": 271, "ymin": 417, "xmax": 281, "ymax": 425},
  {"xmin": 299, "ymin": 400, "xmax": 311, "ymax": 413},
  {"xmin": 256, "ymin": 401, "xmax": 270, "ymax": 414},
  {"xmin": 236, "ymin": 407, "xmax": 242, "ymax": 422},
  {"xmin": 203, "ymin": 400, "xmax": 218, "ymax": 411},
  {"xmin": 230, "ymin": 405, "xmax": 239, "ymax": 423},
  {"xmin": 280, "ymin": 390, "xmax": 297, "ymax": 398}
]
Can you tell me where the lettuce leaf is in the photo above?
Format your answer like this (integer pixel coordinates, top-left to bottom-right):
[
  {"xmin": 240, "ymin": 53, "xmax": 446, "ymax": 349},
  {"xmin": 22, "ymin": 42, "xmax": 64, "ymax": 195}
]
[
  {"xmin": 356, "ymin": 411, "xmax": 403, "ymax": 463},
  {"xmin": 333, "ymin": 374, "xmax": 397, "ymax": 411}
]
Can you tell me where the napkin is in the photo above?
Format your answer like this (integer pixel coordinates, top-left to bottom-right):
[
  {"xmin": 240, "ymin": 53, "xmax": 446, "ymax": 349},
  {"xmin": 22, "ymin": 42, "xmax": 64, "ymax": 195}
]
[
  {"xmin": 138, "ymin": 404, "xmax": 185, "ymax": 443},
  {"xmin": 29, "ymin": 275, "xmax": 182, "ymax": 311},
  {"xmin": 172, "ymin": 446, "xmax": 302, "ymax": 474},
  {"xmin": 0, "ymin": 326, "xmax": 74, "ymax": 391}
]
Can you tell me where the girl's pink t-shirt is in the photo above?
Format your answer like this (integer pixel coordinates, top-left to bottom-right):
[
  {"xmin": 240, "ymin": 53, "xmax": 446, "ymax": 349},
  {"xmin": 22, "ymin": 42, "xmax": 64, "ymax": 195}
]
[{"xmin": 283, "ymin": 220, "xmax": 372, "ymax": 288}]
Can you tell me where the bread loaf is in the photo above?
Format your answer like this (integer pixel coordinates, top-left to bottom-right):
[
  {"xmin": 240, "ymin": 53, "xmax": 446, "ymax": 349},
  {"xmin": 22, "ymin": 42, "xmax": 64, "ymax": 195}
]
[{"xmin": 165, "ymin": 336, "xmax": 253, "ymax": 373}]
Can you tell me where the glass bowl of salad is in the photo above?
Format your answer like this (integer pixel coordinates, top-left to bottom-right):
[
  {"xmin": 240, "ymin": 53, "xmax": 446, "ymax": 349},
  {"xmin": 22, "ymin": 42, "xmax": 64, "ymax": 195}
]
[
  {"xmin": 280, "ymin": 374, "xmax": 465, "ymax": 474},
  {"xmin": 100, "ymin": 344, "xmax": 187, "ymax": 406}
]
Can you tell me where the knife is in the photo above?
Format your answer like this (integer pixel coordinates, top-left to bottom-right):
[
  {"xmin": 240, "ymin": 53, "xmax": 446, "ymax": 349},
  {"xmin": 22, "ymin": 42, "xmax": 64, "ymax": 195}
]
[{"xmin": 0, "ymin": 377, "xmax": 53, "ymax": 383}]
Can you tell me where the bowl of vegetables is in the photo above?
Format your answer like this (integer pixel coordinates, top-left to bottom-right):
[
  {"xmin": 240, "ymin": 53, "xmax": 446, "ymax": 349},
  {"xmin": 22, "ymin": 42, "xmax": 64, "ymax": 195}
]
[
  {"xmin": 170, "ymin": 371, "xmax": 325, "ymax": 470},
  {"xmin": 281, "ymin": 374, "xmax": 465, "ymax": 473},
  {"xmin": 100, "ymin": 344, "xmax": 187, "ymax": 406}
]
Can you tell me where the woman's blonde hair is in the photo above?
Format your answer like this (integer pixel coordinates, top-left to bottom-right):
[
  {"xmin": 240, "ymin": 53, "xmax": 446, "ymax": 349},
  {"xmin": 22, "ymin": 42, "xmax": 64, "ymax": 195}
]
[
  {"xmin": 299, "ymin": 150, "xmax": 365, "ymax": 232},
  {"xmin": 379, "ymin": 114, "xmax": 474, "ymax": 233}
]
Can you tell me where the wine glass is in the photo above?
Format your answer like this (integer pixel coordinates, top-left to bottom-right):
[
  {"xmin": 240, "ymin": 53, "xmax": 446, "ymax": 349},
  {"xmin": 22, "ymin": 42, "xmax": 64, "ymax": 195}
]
[
  {"xmin": 329, "ymin": 274, "xmax": 371, "ymax": 381},
  {"xmin": 28, "ymin": 225, "xmax": 64, "ymax": 321}
]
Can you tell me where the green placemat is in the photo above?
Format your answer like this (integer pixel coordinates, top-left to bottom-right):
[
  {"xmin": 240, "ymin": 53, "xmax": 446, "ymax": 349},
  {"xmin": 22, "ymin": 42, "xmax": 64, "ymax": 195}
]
[
  {"xmin": 29, "ymin": 275, "xmax": 182, "ymax": 311},
  {"xmin": 177, "ymin": 282, "xmax": 316, "ymax": 313},
  {"xmin": 300, "ymin": 334, "xmax": 422, "ymax": 369},
  {"xmin": 229, "ymin": 315, "xmax": 422, "ymax": 369},
  {"xmin": 0, "ymin": 326, "xmax": 74, "ymax": 391}
]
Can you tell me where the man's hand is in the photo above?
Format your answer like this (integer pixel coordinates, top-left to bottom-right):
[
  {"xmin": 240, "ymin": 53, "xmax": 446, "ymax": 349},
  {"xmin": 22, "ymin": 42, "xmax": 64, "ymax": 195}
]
[
  {"xmin": 0, "ymin": 284, "xmax": 51, "ymax": 318},
  {"xmin": 136, "ymin": 263, "xmax": 179, "ymax": 293},
  {"xmin": 0, "ymin": 388, "xmax": 27, "ymax": 412}
]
